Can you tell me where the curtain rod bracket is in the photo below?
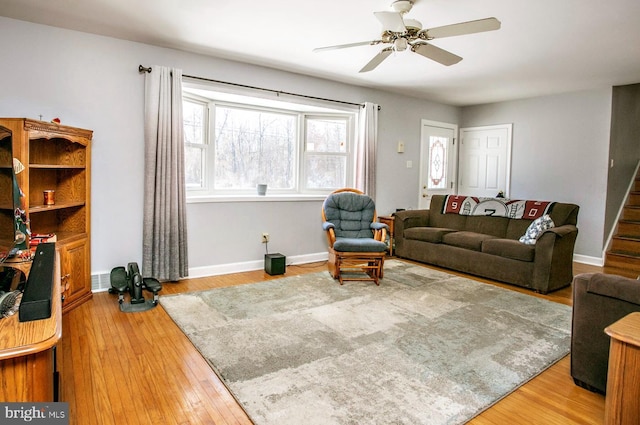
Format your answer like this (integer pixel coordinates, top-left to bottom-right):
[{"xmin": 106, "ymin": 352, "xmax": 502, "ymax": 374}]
[
  {"xmin": 139, "ymin": 65, "xmax": 152, "ymax": 73},
  {"xmin": 362, "ymin": 104, "xmax": 382, "ymax": 111}
]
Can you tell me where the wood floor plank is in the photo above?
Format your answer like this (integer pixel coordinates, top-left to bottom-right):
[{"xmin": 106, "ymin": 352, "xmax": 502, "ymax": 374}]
[{"xmin": 61, "ymin": 260, "xmax": 606, "ymax": 424}]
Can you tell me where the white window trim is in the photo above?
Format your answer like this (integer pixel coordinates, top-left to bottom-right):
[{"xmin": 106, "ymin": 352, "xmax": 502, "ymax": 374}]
[{"xmin": 187, "ymin": 194, "xmax": 327, "ymax": 203}]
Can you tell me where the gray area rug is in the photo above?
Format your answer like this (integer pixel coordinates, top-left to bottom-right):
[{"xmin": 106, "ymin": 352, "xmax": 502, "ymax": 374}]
[{"xmin": 160, "ymin": 260, "xmax": 572, "ymax": 425}]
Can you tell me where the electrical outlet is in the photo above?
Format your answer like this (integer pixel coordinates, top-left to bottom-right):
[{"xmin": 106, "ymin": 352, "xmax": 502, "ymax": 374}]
[{"xmin": 262, "ymin": 233, "xmax": 270, "ymax": 243}]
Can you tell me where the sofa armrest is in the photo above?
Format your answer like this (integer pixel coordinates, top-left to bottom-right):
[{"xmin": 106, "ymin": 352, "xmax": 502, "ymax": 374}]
[
  {"xmin": 571, "ymin": 272, "xmax": 640, "ymax": 393},
  {"xmin": 394, "ymin": 210, "xmax": 430, "ymax": 229},
  {"xmin": 394, "ymin": 210, "xmax": 429, "ymax": 257},
  {"xmin": 545, "ymin": 224, "xmax": 578, "ymax": 237},
  {"xmin": 586, "ymin": 273, "xmax": 640, "ymax": 305},
  {"xmin": 532, "ymin": 224, "xmax": 579, "ymax": 293}
]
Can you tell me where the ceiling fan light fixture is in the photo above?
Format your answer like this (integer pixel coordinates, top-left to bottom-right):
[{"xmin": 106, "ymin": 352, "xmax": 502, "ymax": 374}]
[{"xmin": 394, "ymin": 37, "xmax": 408, "ymax": 51}]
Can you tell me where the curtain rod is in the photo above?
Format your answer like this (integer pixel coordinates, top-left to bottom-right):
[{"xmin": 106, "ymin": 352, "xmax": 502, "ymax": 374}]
[{"xmin": 138, "ymin": 65, "xmax": 380, "ymax": 110}]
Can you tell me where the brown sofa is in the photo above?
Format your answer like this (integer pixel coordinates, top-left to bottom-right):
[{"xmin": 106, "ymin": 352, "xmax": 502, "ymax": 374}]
[
  {"xmin": 394, "ymin": 195, "xmax": 580, "ymax": 294},
  {"xmin": 571, "ymin": 273, "xmax": 640, "ymax": 394}
]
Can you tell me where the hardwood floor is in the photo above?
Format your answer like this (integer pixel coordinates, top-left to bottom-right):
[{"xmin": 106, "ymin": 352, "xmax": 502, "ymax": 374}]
[{"xmin": 61, "ymin": 260, "xmax": 605, "ymax": 424}]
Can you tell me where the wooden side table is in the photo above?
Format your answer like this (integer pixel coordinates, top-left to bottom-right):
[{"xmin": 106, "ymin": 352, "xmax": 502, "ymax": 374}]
[
  {"xmin": 378, "ymin": 215, "xmax": 395, "ymax": 256},
  {"xmin": 604, "ymin": 312, "xmax": 640, "ymax": 425}
]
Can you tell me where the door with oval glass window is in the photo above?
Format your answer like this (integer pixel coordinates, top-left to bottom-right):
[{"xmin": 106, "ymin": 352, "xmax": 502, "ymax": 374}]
[{"xmin": 419, "ymin": 120, "xmax": 457, "ymax": 209}]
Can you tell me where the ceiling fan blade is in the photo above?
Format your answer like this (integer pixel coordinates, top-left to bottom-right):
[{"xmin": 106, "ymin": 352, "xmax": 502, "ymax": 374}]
[
  {"xmin": 359, "ymin": 48, "xmax": 393, "ymax": 73},
  {"xmin": 412, "ymin": 43, "xmax": 462, "ymax": 66},
  {"xmin": 313, "ymin": 40, "xmax": 381, "ymax": 52},
  {"xmin": 374, "ymin": 11, "xmax": 406, "ymax": 32},
  {"xmin": 424, "ymin": 17, "xmax": 501, "ymax": 39}
]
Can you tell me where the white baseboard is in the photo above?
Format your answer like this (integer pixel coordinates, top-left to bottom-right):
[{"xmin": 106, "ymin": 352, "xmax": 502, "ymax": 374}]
[
  {"xmin": 573, "ymin": 254, "xmax": 603, "ymax": 267},
  {"xmin": 91, "ymin": 252, "xmax": 329, "ymax": 292},
  {"xmin": 186, "ymin": 252, "xmax": 329, "ymax": 279}
]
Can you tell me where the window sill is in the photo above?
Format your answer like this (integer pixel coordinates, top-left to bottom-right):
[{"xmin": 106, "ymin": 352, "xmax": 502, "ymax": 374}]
[{"xmin": 187, "ymin": 194, "xmax": 327, "ymax": 204}]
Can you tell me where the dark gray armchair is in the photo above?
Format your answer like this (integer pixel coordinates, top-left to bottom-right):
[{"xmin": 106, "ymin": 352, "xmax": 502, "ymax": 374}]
[
  {"xmin": 321, "ymin": 188, "xmax": 388, "ymax": 285},
  {"xmin": 571, "ymin": 272, "xmax": 640, "ymax": 394}
]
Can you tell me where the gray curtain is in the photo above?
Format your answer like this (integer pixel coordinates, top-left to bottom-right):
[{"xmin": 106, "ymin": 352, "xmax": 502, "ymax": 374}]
[
  {"xmin": 355, "ymin": 102, "xmax": 379, "ymax": 198},
  {"xmin": 143, "ymin": 65, "xmax": 189, "ymax": 281}
]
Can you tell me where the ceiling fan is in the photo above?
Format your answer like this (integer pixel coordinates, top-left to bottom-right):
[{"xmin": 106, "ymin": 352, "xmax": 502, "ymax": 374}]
[{"xmin": 313, "ymin": 0, "xmax": 501, "ymax": 72}]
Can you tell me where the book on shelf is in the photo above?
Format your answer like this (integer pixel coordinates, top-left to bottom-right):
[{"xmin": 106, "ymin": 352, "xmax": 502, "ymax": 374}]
[{"xmin": 29, "ymin": 233, "xmax": 57, "ymax": 248}]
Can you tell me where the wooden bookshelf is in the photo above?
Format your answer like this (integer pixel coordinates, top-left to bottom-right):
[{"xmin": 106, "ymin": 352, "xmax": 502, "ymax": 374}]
[{"xmin": 0, "ymin": 118, "xmax": 92, "ymax": 313}]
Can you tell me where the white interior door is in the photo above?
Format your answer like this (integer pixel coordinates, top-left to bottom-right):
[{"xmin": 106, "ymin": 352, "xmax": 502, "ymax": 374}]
[
  {"xmin": 419, "ymin": 120, "xmax": 457, "ymax": 209},
  {"xmin": 458, "ymin": 124, "xmax": 512, "ymax": 198}
]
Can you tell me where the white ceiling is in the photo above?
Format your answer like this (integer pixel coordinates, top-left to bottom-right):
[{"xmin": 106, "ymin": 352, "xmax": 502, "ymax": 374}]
[{"xmin": 2, "ymin": 0, "xmax": 640, "ymax": 106}]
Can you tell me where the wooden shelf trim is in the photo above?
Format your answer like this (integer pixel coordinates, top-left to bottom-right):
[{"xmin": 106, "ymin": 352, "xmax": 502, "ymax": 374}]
[
  {"xmin": 29, "ymin": 201, "xmax": 86, "ymax": 213},
  {"xmin": 23, "ymin": 119, "xmax": 93, "ymax": 143},
  {"xmin": 29, "ymin": 164, "xmax": 86, "ymax": 169},
  {"xmin": 605, "ymin": 312, "xmax": 640, "ymax": 347}
]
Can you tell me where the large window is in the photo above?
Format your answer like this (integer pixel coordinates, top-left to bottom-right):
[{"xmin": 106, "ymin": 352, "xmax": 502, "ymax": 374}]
[
  {"xmin": 215, "ymin": 106, "xmax": 296, "ymax": 190},
  {"xmin": 183, "ymin": 88, "xmax": 355, "ymax": 197}
]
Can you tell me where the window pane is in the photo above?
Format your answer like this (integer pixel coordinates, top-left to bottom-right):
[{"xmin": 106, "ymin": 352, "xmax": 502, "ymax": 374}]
[
  {"xmin": 183, "ymin": 100, "xmax": 204, "ymax": 145},
  {"xmin": 305, "ymin": 155, "xmax": 346, "ymax": 189},
  {"xmin": 306, "ymin": 118, "xmax": 347, "ymax": 153},
  {"xmin": 427, "ymin": 136, "xmax": 447, "ymax": 190},
  {"xmin": 185, "ymin": 146, "xmax": 203, "ymax": 188},
  {"xmin": 214, "ymin": 106, "xmax": 296, "ymax": 190},
  {"xmin": 183, "ymin": 99, "xmax": 206, "ymax": 189}
]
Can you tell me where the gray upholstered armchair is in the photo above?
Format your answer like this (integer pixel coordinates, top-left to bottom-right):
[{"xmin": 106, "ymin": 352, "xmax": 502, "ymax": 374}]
[{"xmin": 322, "ymin": 188, "xmax": 388, "ymax": 285}]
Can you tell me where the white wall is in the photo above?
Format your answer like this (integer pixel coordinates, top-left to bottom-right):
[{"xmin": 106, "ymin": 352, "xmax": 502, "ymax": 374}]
[
  {"xmin": 461, "ymin": 89, "xmax": 613, "ymax": 261},
  {"xmin": 0, "ymin": 17, "xmax": 459, "ymax": 277}
]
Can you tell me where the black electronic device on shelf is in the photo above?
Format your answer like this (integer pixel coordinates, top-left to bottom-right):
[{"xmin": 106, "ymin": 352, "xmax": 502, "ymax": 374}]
[{"xmin": 18, "ymin": 242, "xmax": 56, "ymax": 322}]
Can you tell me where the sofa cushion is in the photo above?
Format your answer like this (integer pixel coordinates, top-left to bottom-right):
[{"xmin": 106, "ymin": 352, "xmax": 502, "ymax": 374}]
[
  {"xmin": 482, "ymin": 239, "xmax": 535, "ymax": 262},
  {"xmin": 519, "ymin": 215, "xmax": 555, "ymax": 245},
  {"xmin": 428, "ymin": 195, "xmax": 468, "ymax": 229},
  {"xmin": 404, "ymin": 227, "xmax": 457, "ymax": 243},
  {"xmin": 333, "ymin": 237, "xmax": 387, "ymax": 252},
  {"xmin": 506, "ymin": 219, "xmax": 533, "ymax": 240},
  {"xmin": 442, "ymin": 231, "xmax": 498, "ymax": 251},
  {"xmin": 464, "ymin": 216, "xmax": 509, "ymax": 238}
]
